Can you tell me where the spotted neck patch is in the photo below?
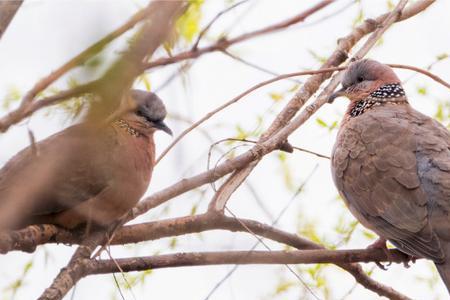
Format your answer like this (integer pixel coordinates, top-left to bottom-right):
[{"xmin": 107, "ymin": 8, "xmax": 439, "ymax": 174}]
[
  {"xmin": 114, "ymin": 119, "xmax": 141, "ymax": 137},
  {"xmin": 370, "ymin": 83, "xmax": 405, "ymax": 99},
  {"xmin": 349, "ymin": 83, "xmax": 407, "ymax": 118}
]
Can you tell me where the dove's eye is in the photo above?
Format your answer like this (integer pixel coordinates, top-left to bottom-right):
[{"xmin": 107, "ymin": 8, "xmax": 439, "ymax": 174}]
[{"xmin": 357, "ymin": 76, "xmax": 364, "ymax": 82}]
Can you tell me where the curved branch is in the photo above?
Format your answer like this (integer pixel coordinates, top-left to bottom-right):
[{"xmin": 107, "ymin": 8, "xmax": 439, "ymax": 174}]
[
  {"xmin": 155, "ymin": 66, "xmax": 345, "ymax": 164},
  {"xmin": 388, "ymin": 63, "xmax": 450, "ymax": 90}
]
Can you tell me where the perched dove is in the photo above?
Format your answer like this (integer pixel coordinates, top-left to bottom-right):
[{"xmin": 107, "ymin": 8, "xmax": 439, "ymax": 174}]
[
  {"xmin": 0, "ymin": 90, "xmax": 171, "ymax": 230},
  {"xmin": 330, "ymin": 59, "xmax": 450, "ymax": 292}
]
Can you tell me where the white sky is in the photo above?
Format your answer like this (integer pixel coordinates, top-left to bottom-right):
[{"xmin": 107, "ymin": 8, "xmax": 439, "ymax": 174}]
[{"xmin": 1, "ymin": 0, "xmax": 450, "ymax": 299}]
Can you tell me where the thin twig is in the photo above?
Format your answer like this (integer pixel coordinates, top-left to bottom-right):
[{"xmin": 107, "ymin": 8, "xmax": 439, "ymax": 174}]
[
  {"xmin": 192, "ymin": 0, "xmax": 250, "ymax": 50},
  {"xmin": 155, "ymin": 66, "xmax": 345, "ymax": 165},
  {"xmin": 209, "ymin": 138, "xmax": 330, "ymax": 160},
  {"xmin": 145, "ymin": 1, "xmax": 334, "ymax": 70},
  {"xmin": 204, "ymin": 166, "xmax": 319, "ymax": 299},
  {"xmin": 388, "ymin": 63, "xmax": 450, "ymax": 90},
  {"xmin": 222, "ymin": 50, "xmax": 302, "ymax": 83}
]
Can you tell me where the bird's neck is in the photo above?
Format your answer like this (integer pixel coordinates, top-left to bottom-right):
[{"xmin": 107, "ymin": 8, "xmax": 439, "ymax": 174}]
[
  {"xmin": 114, "ymin": 119, "xmax": 141, "ymax": 137},
  {"xmin": 347, "ymin": 83, "xmax": 408, "ymax": 118},
  {"xmin": 113, "ymin": 118, "xmax": 155, "ymax": 138}
]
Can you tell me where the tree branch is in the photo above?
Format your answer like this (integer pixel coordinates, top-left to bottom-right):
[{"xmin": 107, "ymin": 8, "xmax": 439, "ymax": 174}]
[
  {"xmin": 207, "ymin": 0, "xmax": 412, "ymax": 214},
  {"xmin": 0, "ymin": 3, "xmax": 160, "ymax": 133},
  {"xmin": 88, "ymin": 248, "xmax": 410, "ymax": 274},
  {"xmin": 1, "ymin": 213, "xmax": 412, "ymax": 300},
  {"xmin": 144, "ymin": 0, "xmax": 334, "ymax": 70},
  {"xmin": 191, "ymin": 0, "xmax": 250, "ymax": 50},
  {"xmin": 0, "ymin": 0, "xmax": 23, "ymax": 41}
]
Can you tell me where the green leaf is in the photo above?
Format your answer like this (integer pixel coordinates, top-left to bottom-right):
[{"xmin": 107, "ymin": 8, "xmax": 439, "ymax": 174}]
[
  {"xmin": 269, "ymin": 92, "xmax": 283, "ymax": 102},
  {"xmin": 67, "ymin": 77, "xmax": 79, "ymax": 89},
  {"xmin": 417, "ymin": 86, "xmax": 427, "ymax": 95},
  {"xmin": 2, "ymin": 87, "xmax": 21, "ymax": 109},
  {"xmin": 275, "ymin": 281, "xmax": 295, "ymax": 294},
  {"xmin": 176, "ymin": 0, "xmax": 204, "ymax": 43},
  {"xmin": 352, "ymin": 9, "xmax": 364, "ymax": 27},
  {"xmin": 362, "ymin": 230, "xmax": 376, "ymax": 240},
  {"xmin": 436, "ymin": 53, "xmax": 449, "ymax": 61},
  {"xmin": 190, "ymin": 204, "xmax": 198, "ymax": 215},
  {"xmin": 435, "ymin": 103, "xmax": 444, "ymax": 121},
  {"xmin": 169, "ymin": 237, "xmax": 178, "ymax": 249},
  {"xmin": 138, "ymin": 74, "xmax": 152, "ymax": 91},
  {"xmin": 386, "ymin": 0, "xmax": 395, "ymax": 10},
  {"xmin": 308, "ymin": 49, "xmax": 327, "ymax": 64},
  {"xmin": 316, "ymin": 118, "xmax": 327, "ymax": 127}
]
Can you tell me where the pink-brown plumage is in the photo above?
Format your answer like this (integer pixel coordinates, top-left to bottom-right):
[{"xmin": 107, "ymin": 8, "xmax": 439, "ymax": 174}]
[
  {"xmin": 330, "ymin": 59, "xmax": 450, "ymax": 293},
  {"xmin": 0, "ymin": 90, "xmax": 171, "ymax": 230}
]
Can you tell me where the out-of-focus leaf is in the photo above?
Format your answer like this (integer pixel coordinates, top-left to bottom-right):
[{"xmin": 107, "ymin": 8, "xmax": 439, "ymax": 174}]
[
  {"xmin": 169, "ymin": 237, "xmax": 178, "ymax": 249},
  {"xmin": 417, "ymin": 86, "xmax": 427, "ymax": 95},
  {"xmin": 277, "ymin": 152, "xmax": 294, "ymax": 190},
  {"xmin": 269, "ymin": 92, "xmax": 283, "ymax": 102},
  {"xmin": 176, "ymin": 0, "xmax": 204, "ymax": 44},
  {"xmin": 387, "ymin": 0, "xmax": 395, "ymax": 10},
  {"xmin": 436, "ymin": 53, "xmax": 449, "ymax": 61},
  {"xmin": 352, "ymin": 9, "xmax": 364, "ymax": 27},
  {"xmin": 138, "ymin": 74, "xmax": 151, "ymax": 91},
  {"xmin": 2, "ymin": 87, "xmax": 21, "ymax": 109},
  {"xmin": 362, "ymin": 230, "xmax": 376, "ymax": 240},
  {"xmin": 274, "ymin": 281, "xmax": 295, "ymax": 294},
  {"xmin": 190, "ymin": 203, "xmax": 198, "ymax": 215},
  {"xmin": 67, "ymin": 77, "xmax": 79, "ymax": 89},
  {"xmin": 84, "ymin": 55, "xmax": 103, "ymax": 69},
  {"xmin": 435, "ymin": 103, "xmax": 444, "ymax": 121},
  {"xmin": 316, "ymin": 118, "xmax": 327, "ymax": 128},
  {"xmin": 308, "ymin": 49, "xmax": 327, "ymax": 64}
]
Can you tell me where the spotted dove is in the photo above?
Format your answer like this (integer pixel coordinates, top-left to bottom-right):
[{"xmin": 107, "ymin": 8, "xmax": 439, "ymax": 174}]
[
  {"xmin": 330, "ymin": 59, "xmax": 450, "ymax": 292},
  {"xmin": 0, "ymin": 90, "xmax": 171, "ymax": 230}
]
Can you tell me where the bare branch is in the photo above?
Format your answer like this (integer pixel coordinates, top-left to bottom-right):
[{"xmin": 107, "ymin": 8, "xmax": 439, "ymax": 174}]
[
  {"xmin": 207, "ymin": 0, "xmax": 414, "ymax": 214},
  {"xmin": 388, "ymin": 63, "xmax": 450, "ymax": 90},
  {"xmin": 155, "ymin": 66, "xmax": 344, "ymax": 165},
  {"xmin": 0, "ymin": 3, "xmax": 161, "ymax": 133},
  {"xmin": 144, "ymin": 1, "xmax": 334, "ymax": 70},
  {"xmin": 2, "ymin": 213, "xmax": 411, "ymax": 300},
  {"xmin": 88, "ymin": 248, "xmax": 410, "ymax": 274},
  {"xmin": 192, "ymin": 0, "xmax": 250, "ymax": 50},
  {"xmin": 0, "ymin": 0, "xmax": 23, "ymax": 41}
]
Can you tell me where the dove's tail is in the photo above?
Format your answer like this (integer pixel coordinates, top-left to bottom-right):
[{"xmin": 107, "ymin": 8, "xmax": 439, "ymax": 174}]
[{"xmin": 435, "ymin": 262, "xmax": 450, "ymax": 294}]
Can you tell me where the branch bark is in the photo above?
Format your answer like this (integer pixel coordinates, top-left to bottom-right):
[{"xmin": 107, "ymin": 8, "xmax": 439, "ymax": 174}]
[
  {"xmin": 208, "ymin": 0, "xmax": 411, "ymax": 213},
  {"xmin": 2, "ymin": 213, "xmax": 412, "ymax": 300},
  {"xmin": 88, "ymin": 248, "xmax": 409, "ymax": 274},
  {"xmin": 144, "ymin": 0, "xmax": 334, "ymax": 70},
  {"xmin": 0, "ymin": 0, "xmax": 23, "ymax": 41}
]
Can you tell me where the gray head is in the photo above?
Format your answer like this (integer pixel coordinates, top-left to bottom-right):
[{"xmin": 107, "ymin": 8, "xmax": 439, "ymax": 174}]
[
  {"xmin": 131, "ymin": 89, "xmax": 172, "ymax": 135},
  {"xmin": 329, "ymin": 59, "xmax": 401, "ymax": 102}
]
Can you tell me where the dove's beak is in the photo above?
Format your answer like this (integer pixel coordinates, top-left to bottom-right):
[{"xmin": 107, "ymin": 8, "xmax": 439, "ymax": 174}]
[
  {"xmin": 328, "ymin": 87, "xmax": 347, "ymax": 104},
  {"xmin": 152, "ymin": 120, "xmax": 173, "ymax": 136}
]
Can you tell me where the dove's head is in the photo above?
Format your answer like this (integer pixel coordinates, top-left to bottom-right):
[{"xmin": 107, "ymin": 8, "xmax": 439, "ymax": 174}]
[
  {"xmin": 328, "ymin": 59, "xmax": 402, "ymax": 103},
  {"xmin": 124, "ymin": 90, "xmax": 172, "ymax": 136}
]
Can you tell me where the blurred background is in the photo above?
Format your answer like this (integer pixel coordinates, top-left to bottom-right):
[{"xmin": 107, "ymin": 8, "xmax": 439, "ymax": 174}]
[{"xmin": 0, "ymin": 0, "xmax": 449, "ymax": 299}]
